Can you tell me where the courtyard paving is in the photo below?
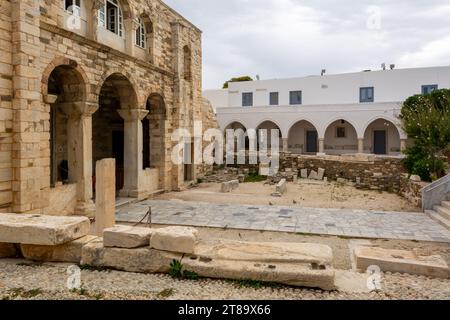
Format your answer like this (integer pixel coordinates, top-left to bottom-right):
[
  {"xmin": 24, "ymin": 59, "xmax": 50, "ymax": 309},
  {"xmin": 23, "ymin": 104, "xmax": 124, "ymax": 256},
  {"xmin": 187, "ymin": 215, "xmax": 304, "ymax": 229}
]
[{"xmin": 116, "ymin": 200, "xmax": 450, "ymax": 242}]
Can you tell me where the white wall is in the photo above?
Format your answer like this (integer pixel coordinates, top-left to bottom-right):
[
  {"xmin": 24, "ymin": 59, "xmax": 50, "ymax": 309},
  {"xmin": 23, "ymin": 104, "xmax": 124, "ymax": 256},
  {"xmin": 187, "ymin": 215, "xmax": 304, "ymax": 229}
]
[
  {"xmin": 203, "ymin": 89, "xmax": 228, "ymax": 111},
  {"xmin": 222, "ymin": 66, "xmax": 450, "ymax": 107}
]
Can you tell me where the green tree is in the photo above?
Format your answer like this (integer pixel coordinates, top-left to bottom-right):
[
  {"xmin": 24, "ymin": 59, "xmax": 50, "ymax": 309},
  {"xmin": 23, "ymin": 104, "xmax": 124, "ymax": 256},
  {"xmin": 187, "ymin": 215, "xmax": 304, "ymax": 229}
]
[
  {"xmin": 223, "ymin": 76, "xmax": 253, "ymax": 89},
  {"xmin": 399, "ymin": 88, "xmax": 450, "ymax": 181}
]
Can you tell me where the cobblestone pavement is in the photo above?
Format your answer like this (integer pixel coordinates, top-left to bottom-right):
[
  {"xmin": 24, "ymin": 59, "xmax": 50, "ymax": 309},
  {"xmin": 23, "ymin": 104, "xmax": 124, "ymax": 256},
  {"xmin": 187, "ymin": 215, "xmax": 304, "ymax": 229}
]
[{"xmin": 116, "ymin": 200, "xmax": 450, "ymax": 242}]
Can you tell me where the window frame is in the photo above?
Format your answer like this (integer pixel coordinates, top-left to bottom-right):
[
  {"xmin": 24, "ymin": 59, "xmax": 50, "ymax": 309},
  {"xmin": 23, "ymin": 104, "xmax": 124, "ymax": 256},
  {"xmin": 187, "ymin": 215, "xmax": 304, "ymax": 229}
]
[
  {"xmin": 421, "ymin": 84, "xmax": 438, "ymax": 95},
  {"xmin": 360, "ymin": 87, "xmax": 374, "ymax": 103},
  {"xmin": 135, "ymin": 18, "xmax": 146, "ymax": 49},
  {"xmin": 269, "ymin": 92, "xmax": 279, "ymax": 106},
  {"xmin": 336, "ymin": 127, "xmax": 346, "ymax": 138},
  {"xmin": 99, "ymin": 0, "xmax": 124, "ymax": 37},
  {"xmin": 65, "ymin": 0, "xmax": 81, "ymax": 16},
  {"xmin": 242, "ymin": 92, "xmax": 253, "ymax": 107},
  {"xmin": 289, "ymin": 90, "xmax": 302, "ymax": 105}
]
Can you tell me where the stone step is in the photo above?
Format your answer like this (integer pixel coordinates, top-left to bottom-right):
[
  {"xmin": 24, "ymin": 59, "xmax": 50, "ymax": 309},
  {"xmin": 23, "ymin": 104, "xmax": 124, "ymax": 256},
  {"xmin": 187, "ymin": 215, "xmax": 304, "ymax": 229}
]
[
  {"xmin": 434, "ymin": 205, "xmax": 450, "ymax": 219},
  {"xmin": 426, "ymin": 210, "xmax": 450, "ymax": 231},
  {"xmin": 0, "ymin": 213, "xmax": 90, "ymax": 246},
  {"xmin": 354, "ymin": 246, "xmax": 449, "ymax": 279},
  {"xmin": 441, "ymin": 201, "xmax": 450, "ymax": 210}
]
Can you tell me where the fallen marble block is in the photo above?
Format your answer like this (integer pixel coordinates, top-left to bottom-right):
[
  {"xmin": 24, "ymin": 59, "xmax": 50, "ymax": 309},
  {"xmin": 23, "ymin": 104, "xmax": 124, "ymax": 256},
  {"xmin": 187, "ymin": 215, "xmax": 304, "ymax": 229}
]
[
  {"xmin": 354, "ymin": 246, "xmax": 449, "ymax": 279},
  {"xmin": 104, "ymin": 225, "xmax": 153, "ymax": 249},
  {"xmin": 81, "ymin": 240, "xmax": 182, "ymax": 273},
  {"xmin": 150, "ymin": 226, "xmax": 198, "ymax": 254},
  {"xmin": 20, "ymin": 235, "xmax": 98, "ymax": 263},
  {"xmin": 276, "ymin": 179, "xmax": 287, "ymax": 194},
  {"xmin": 0, "ymin": 213, "xmax": 90, "ymax": 246},
  {"xmin": 308, "ymin": 170, "xmax": 318, "ymax": 180}
]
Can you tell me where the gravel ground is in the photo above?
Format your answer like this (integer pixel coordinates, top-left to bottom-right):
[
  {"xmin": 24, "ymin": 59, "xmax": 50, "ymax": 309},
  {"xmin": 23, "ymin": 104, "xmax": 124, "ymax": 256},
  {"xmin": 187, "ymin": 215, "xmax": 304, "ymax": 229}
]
[{"xmin": 0, "ymin": 259, "xmax": 449, "ymax": 300}]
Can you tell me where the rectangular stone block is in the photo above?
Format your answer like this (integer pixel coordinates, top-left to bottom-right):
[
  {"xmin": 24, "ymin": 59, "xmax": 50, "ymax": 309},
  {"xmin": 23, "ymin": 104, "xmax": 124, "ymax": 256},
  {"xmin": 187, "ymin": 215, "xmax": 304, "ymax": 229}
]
[
  {"xmin": 354, "ymin": 246, "xmax": 449, "ymax": 279},
  {"xmin": 276, "ymin": 179, "xmax": 287, "ymax": 194},
  {"xmin": 317, "ymin": 168, "xmax": 325, "ymax": 180},
  {"xmin": 81, "ymin": 240, "xmax": 182, "ymax": 273},
  {"xmin": 150, "ymin": 226, "xmax": 198, "ymax": 254},
  {"xmin": 301, "ymin": 169, "xmax": 308, "ymax": 179},
  {"xmin": 0, "ymin": 213, "xmax": 90, "ymax": 245},
  {"xmin": 182, "ymin": 257, "xmax": 335, "ymax": 291},
  {"xmin": 220, "ymin": 180, "xmax": 239, "ymax": 193},
  {"xmin": 104, "ymin": 225, "xmax": 153, "ymax": 248},
  {"xmin": 308, "ymin": 170, "xmax": 318, "ymax": 180},
  {"xmin": 95, "ymin": 159, "xmax": 116, "ymax": 236},
  {"xmin": 20, "ymin": 235, "xmax": 98, "ymax": 263}
]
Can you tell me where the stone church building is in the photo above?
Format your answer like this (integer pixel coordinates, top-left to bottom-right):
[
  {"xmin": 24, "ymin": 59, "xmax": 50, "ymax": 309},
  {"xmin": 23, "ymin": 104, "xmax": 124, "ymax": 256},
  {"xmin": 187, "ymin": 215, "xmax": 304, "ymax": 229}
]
[{"xmin": 0, "ymin": 0, "xmax": 216, "ymax": 215}]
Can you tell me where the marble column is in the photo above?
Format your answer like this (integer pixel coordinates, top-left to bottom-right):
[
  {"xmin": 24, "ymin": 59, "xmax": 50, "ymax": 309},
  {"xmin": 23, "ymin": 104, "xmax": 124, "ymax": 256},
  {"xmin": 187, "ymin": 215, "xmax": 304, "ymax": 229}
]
[
  {"xmin": 61, "ymin": 102, "xmax": 99, "ymax": 217},
  {"xmin": 117, "ymin": 109, "xmax": 149, "ymax": 199},
  {"xmin": 282, "ymin": 138, "xmax": 288, "ymax": 153},
  {"xmin": 358, "ymin": 138, "xmax": 365, "ymax": 154},
  {"xmin": 318, "ymin": 138, "xmax": 325, "ymax": 155}
]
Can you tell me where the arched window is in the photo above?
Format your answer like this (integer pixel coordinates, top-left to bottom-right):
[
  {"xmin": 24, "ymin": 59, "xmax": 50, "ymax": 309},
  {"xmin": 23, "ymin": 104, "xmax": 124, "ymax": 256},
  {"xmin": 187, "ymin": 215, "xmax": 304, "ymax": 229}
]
[
  {"xmin": 135, "ymin": 18, "xmax": 146, "ymax": 48},
  {"xmin": 98, "ymin": 0, "xmax": 124, "ymax": 37},
  {"xmin": 65, "ymin": 0, "xmax": 81, "ymax": 16},
  {"xmin": 183, "ymin": 45, "xmax": 191, "ymax": 81}
]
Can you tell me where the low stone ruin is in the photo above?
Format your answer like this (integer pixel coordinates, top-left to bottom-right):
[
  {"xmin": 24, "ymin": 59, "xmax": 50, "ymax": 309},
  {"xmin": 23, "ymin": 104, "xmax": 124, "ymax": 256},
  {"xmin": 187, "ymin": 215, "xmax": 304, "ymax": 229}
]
[
  {"xmin": 221, "ymin": 180, "xmax": 240, "ymax": 193},
  {"xmin": 0, "ymin": 213, "xmax": 337, "ymax": 290}
]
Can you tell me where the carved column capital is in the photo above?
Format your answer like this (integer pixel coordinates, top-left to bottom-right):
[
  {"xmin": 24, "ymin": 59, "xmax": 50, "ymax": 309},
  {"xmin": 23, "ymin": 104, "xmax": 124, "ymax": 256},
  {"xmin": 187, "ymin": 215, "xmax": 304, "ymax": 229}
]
[{"xmin": 118, "ymin": 109, "xmax": 149, "ymax": 121}]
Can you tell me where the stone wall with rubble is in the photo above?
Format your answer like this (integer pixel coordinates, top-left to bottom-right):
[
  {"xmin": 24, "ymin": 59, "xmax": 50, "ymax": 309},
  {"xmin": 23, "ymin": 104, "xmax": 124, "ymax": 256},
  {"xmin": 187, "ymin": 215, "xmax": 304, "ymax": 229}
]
[
  {"xmin": 0, "ymin": 1, "xmax": 13, "ymax": 213},
  {"xmin": 197, "ymin": 98, "xmax": 220, "ymax": 178},
  {"xmin": 399, "ymin": 175, "xmax": 428, "ymax": 208},
  {"xmin": 0, "ymin": 0, "xmax": 205, "ymax": 213}
]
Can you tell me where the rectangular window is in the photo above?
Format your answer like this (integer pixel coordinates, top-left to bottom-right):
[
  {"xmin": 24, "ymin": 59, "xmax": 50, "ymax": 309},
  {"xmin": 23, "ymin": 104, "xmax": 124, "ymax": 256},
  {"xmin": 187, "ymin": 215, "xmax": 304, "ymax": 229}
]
[
  {"xmin": 336, "ymin": 127, "xmax": 346, "ymax": 138},
  {"xmin": 422, "ymin": 84, "xmax": 438, "ymax": 95},
  {"xmin": 269, "ymin": 92, "xmax": 279, "ymax": 106},
  {"xmin": 98, "ymin": 6, "xmax": 106, "ymax": 27},
  {"xmin": 65, "ymin": 0, "xmax": 81, "ymax": 16},
  {"xmin": 242, "ymin": 92, "xmax": 253, "ymax": 107},
  {"xmin": 360, "ymin": 87, "xmax": 374, "ymax": 103},
  {"xmin": 289, "ymin": 91, "xmax": 302, "ymax": 105}
]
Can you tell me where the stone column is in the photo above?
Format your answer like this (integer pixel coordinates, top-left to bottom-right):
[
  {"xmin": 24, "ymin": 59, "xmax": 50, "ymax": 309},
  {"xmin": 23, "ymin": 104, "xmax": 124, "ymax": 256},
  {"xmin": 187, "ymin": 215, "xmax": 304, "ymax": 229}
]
[
  {"xmin": 125, "ymin": 18, "xmax": 139, "ymax": 56},
  {"xmin": 358, "ymin": 138, "xmax": 365, "ymax": 154},
  {"xmin": 61, "ymin": 102, "xmax": 99, "ymax": 217},
  {"xmin": 400, "ymin": 139, "xmax": 407, "ymax": 153},
  {"xmin": 282, "ymin": 138, "xmax": 288, "ymax": 153},
  {"xmin": 88, "ymin": 0, "xmax": 104, "ymax": 41},
  {"xmin": 95, "ymin": 158, "xmax": 116, "ymax": 236},
  {"xmin": 318, "ymin": 138, "xmax": 325, "ymax": 155},
  {"xmin": 117, "ymin": 109, "xmax": 149, "ymax": 199}
]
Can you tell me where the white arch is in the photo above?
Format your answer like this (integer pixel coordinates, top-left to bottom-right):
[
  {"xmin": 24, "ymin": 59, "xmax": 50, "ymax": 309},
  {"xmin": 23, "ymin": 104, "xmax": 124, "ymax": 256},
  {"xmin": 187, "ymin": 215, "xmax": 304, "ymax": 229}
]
[
  {"xmin": 362, "ymin": 116, "xmax": 405, "ymax": 139},
  {"xmin": 322, "ymin": 117, "xmax": 359, "ymax": 139},
  {"xmin": 286, "ymin": 117, "xmax": 320, "ymax": 138},
  {"xmin": 222, "ymin": 119, "xmax": 249, "ymax": 132},
  {"xmin": 255, "ymin": 119, "xmax": 284, "ymax": 138}
]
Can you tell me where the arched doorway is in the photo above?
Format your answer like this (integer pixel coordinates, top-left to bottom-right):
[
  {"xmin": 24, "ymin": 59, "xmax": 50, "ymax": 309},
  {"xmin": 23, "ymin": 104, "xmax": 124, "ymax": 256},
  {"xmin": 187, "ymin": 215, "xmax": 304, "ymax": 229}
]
[
  {"xmin": 143, "ymin": 94, "xmax": 166, "ymax": 187},
  {"xmin": 224, "ymin": 121, "xmax": 249, "ymax": 152},
  {"xmin": 364, "ymin": 119, "xmax": 401, "ymax": 155},
  {"xmin": 287, "ymin": 120, "xmax": 318, "ymax": 154},
  {"xmin": 324, "ymin": 119, "xmax": 358, "ymax": 155},
  {"xmin": 93, "ymin": 73, "xmax": 138, "ymax": 193},
  {"xmin": 47, "ymin": 65, "xmax": 86, "ymax": 187},
  {"xmin": 256, "ymin": 121, "xmax": 282, "ymax": 151}
]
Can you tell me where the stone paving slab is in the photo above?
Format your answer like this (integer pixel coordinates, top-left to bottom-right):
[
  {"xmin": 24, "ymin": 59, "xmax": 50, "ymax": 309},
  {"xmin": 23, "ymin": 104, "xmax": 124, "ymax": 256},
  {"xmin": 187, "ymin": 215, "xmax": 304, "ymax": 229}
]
[{"xmin": 116, "ymin": 200, "xmax": 450, "ymax": 243}]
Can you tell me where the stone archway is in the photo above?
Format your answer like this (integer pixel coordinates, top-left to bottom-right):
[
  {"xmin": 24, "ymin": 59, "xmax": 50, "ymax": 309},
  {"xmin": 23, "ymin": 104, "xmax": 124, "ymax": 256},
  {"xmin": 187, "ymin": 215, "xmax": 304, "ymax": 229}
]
[
  {"xmin": 143, "ymin": 93, "xmax": 166, "ymax": 188},
  {"xmin": 323, "ymin": 119, "xmax": 358, "ymax": 155},
  {"xmin": 45, "ymin": 60, "xmax": 97, "ymax": 216},
  {"xmin": 224, "ymin": 121, "xmax": 249, "ymax": 152},
  {"xmin": 287, "ymin": 120, "xmax": 318, "ymax": 154},
  {"xmin": 256, "ymin": 120, "xmax": 282, "ymax": 151},
  {"xmin": 93, "ymin": 72, "xmax": 147, "ymax": 198},
  {"xmin": 363, "ymin": 118, "xmax": 401, "ymax": 155}
]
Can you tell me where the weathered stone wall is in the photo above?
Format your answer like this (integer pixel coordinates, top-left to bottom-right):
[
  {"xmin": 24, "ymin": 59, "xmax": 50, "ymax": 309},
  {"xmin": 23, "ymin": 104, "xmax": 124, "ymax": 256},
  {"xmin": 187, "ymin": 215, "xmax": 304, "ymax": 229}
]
[
  {"xmin": 2, "ymin": 0, "xmax": 207, "ymax": 213},
  {"xmin": 280, "ymin": 154, "xmax": 406, "ymax": 192},
  {"xmin": 399, "ymin": 175, "xmax": 428, "ymax": 208},
  {"xmin": 197, "ymin": 98, "xmax": 220, "ymax": 177},
  {"xmin": 0, "ymin": 0, "xmax": 13, "ymax": 212}
]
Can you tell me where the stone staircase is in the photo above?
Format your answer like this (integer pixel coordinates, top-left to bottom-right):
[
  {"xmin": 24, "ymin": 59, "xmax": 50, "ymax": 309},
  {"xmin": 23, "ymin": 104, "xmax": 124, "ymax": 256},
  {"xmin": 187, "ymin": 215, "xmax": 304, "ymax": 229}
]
[{"xmin": 426, "ymin": 196, "xmax": 450, "ymax": 230}]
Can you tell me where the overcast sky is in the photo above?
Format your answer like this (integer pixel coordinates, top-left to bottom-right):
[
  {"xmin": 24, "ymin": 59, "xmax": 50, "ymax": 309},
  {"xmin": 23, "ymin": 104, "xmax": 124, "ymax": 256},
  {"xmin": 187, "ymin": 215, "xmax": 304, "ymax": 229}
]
[{"xmin": 164, "ymin": 0, "xmax": 450, "ymax": 89}]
